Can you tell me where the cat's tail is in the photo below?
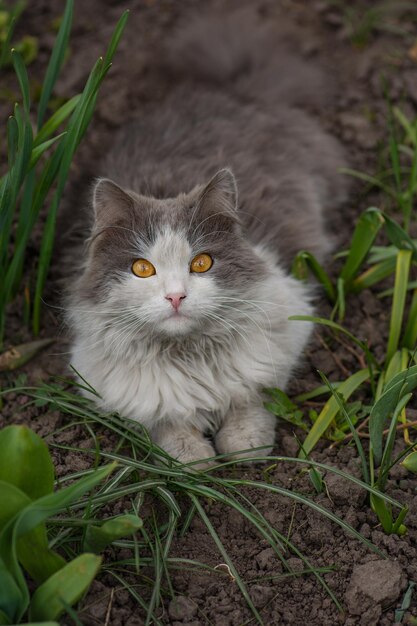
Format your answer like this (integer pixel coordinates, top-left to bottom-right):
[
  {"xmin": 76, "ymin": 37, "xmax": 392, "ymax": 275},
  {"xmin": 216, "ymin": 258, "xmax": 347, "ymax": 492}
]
[{"xmin": 164, "ymin": 7, "xmax": 331, "ymax": 109}]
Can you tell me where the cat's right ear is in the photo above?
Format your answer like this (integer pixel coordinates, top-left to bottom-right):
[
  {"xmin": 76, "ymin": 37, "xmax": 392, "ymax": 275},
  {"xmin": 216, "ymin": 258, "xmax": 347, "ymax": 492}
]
[{"xmin": 92, "ymin": 178, "xmax": 134, "ymax": 230}]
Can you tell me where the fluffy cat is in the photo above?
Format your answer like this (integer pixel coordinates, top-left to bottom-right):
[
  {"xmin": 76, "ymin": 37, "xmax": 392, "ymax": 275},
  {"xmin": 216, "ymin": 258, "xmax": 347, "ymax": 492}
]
[{"xmin": 65, "ymin": 10, "xmax": 348, "ymax": 467}]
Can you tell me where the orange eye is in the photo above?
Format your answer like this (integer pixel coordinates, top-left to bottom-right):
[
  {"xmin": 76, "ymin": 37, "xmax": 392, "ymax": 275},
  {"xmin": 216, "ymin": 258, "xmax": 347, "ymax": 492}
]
[
  {"xmin": 190, "ymin": 253, "xmax": 213, "ymax": 273},
  {"xmin": 132, "ymin": 258, "xmax": 156, "ymax": 278}
]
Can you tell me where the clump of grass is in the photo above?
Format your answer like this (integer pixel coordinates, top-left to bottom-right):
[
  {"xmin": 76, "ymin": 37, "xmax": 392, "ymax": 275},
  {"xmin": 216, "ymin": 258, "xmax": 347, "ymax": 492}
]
[
  {"xmin": 1, "ymin": 379, "xmax": 404, "ymax": 623},
  {"xmin": 0, "ymin": 0, "xmax": 128, "ymax": 347},
  {"xmin": 285, "ymin": 105, "xmax": 417, "ymax": 535}
]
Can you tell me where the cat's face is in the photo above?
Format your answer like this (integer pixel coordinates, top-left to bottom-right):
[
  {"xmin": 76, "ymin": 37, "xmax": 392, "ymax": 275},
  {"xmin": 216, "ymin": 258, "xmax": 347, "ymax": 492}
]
[{"xmin": 77, "ymin": 170, "xmax": 266, "ymax": 338}]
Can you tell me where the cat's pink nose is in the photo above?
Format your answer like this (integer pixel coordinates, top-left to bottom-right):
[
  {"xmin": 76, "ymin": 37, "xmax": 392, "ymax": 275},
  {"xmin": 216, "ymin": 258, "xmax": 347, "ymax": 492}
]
[{"xmin": 165, "ymin": 292, "xmax": 187, "ymax": 312}]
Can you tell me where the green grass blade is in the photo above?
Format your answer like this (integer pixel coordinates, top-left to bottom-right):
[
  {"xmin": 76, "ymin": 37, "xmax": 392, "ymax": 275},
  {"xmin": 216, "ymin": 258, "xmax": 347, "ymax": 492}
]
[
  {"xmin": 318, "ymin": 372, "xmax": 369, "ymax": 484},
  {"xmin": 378, "ymin": 393, "xmax": 412, "ymax": 491},
  {"xmin": 34, "ymin": 94, "xmax": 80, "ymax": 147},
  {"xmin": 102, "ymin": 9, "xmax": 129, "ymax": 66},
  {"xmin": 0, "ymin": 2, "xmax": 25, "ymax": 69},
  {"xmin": 299, "ymin": 369, "xmax": 370, "ymax": 458},
  {"xmin": 29, "ymin": 133, "xmax": 67, "ymax": 171},
  {"xmin": 369, "ymin": 364, "xmax": 417, "ymax": 463},
  {"xmin": 402, "ymin": 288, "xmax": 417, "ymax": 349},
  {"xmin": 386, "ymin": 250, "xmax": 412, "ymax": 363},
  {"xmin": 37, "ymin": 0, "xmax": 73, "ymax": 128},
  {"xmin": 189, "ymin": 494, "xmax": 263, "ymax": 624},
  {"xmin": 11, "ymin": 48, "xmax": 30, "ymax": 113},
  {"xmin": 340, "ymin": 208, "xmax": 384, "ymax": 285},
  {"xmin": 352, "ymin": 256, "xmax": 397, "ymax": 292},
  {"xmin": 7, "ymin": 115, "xmax": 18, "ymax": 169},
  {"xmin": 292, "ymin": 251, "xmax": 335, "ymax": 301}
]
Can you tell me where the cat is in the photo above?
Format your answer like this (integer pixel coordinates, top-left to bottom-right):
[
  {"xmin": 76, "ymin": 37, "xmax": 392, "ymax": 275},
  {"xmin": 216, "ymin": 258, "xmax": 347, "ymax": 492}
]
[{"xmin": 65, "ymin": 9, "xmax": 348, "ymax": 468}]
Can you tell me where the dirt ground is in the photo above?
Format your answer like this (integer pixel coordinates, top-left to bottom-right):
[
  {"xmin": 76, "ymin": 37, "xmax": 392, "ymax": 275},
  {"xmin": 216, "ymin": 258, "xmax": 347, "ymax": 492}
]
[{"xmin": 2, "ymin": 0, "xmax": 417, "ymax": 624}]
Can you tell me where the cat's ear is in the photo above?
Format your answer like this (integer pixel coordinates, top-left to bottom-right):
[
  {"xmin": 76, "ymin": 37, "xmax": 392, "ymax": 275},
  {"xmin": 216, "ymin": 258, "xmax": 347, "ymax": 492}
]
[
  {"xmin": 198, "ymin": 168, "xmax": 238, "ymax": 220},
  {"xmin": 93, "ymin": 178, "xmax": 134, "ymax": 229}
]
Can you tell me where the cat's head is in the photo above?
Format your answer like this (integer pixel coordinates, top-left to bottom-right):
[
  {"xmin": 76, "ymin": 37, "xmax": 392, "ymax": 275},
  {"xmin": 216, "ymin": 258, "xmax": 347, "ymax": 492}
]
[{"xmin": 76, "ymin": 169, "xmax": 266, "ymax": 338}]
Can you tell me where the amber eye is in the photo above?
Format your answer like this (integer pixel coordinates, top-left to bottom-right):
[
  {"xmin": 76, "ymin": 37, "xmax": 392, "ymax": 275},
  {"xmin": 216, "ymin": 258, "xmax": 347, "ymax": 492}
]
[
  {"xmin": 132, "ymin": 258, "xmax": 156, "ymax": 278},
  {"xmin": 190, "ymin": 253, "xmax": 213, "ymax": 273}
]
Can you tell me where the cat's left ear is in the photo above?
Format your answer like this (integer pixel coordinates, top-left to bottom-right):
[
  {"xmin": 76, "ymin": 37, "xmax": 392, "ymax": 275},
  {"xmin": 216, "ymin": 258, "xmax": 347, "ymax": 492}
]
[
  {"xmin": 92, "ymin": 178, "xmax": 134, "ymax": 230},
  {"xmin": 197, "ymin": 168, "xmax": 239, "ymax": 221}
]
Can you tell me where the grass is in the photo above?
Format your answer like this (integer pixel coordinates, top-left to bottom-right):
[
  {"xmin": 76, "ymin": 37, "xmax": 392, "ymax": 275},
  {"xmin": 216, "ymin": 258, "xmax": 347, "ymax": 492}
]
[
  {"xmin": 284, "ymin": 103, "xmax": 417, "ymax": 535},
  {"xmin": 0, "ymin": 0, "xmax": 128, "ymax": 347},
  {"xmin": 1, "ymin": 380, "xmax": 405, "ymax": 623}
]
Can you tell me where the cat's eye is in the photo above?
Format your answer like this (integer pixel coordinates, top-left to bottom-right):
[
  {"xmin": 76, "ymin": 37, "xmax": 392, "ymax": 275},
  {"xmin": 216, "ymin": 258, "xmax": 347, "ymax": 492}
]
[
  {"xmin": 132, "ymin": 258, "xmax": 156, "ymax": 278},
  {"xmin": 190, "ymin": 253, "xmax": 213, "ymax": 273}
]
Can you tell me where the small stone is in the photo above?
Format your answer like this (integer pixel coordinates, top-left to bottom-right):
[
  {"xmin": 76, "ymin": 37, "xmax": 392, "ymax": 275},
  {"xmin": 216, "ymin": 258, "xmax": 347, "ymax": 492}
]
[
  {"xmin": 255, "ymin": 547, "xmax": 275, "ymax": 570},
  {"xmin": 345, "ymin": 560, "xmax": 406, "ymax": 615},
  {"xmin": 249, "ymin": 584, "xmax": 274, "ymax": 609},
  {"xmin": 168, "ymin": 596, "xmax": 198, "ymax": 621},
  {"xmin": 287, "ymin": 557, "xmax": 304, "ymax": 573}
]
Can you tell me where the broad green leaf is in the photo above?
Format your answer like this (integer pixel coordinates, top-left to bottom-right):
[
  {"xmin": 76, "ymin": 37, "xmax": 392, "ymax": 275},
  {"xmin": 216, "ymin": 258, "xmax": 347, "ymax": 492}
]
[
  {"xmin": 299, "ymin": 369, "xmax": 370, "ymax": 458},
  {"xmin": 0, "ymin": 556, "xmax": 25, "ymax": 624},
  {"xmin": 340, "ymin": 208, "xmax": 384, "ymax": 285},
  {"xmin": 402, "ymin": 451, "xmax": 417, "ymax": 472},
  {"xmin": 0, "ymin": 481, "xmax": 65, "ymax": 584},
  {"xmin": 0, "ymin": 609, "xmax": 11, "ymax": 625},
  {"xmin": 29, "ymin": 553, "xmax": 102, "ymax": 621},
  {"xmin": 0, "ymin": 426, "xmax": 54, "ymax": 499},
  {"xmin": 84, "ymin": 514, "xmax": 143, "ymax": 553},
  {"xmin": 369, "ymin": 365, "xmax": 417, "ymax": 463},
  {"xmin": 0, "ymin": 463, "xmax": 115, "ymax": 621}
]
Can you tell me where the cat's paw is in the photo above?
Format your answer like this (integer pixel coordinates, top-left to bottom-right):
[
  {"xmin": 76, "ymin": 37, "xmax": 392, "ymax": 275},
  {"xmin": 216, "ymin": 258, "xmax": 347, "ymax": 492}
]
[
  {"xmin": 215, "ymin": 426, "xmax": 274, "ymax": 463},
  {"xmin": 153, "ymin": 426, "xmax": 217, "ymax": 471}
]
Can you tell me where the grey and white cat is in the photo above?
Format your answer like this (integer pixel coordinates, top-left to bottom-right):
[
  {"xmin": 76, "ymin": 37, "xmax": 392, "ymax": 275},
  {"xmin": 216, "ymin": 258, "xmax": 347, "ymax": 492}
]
[{"xmin": 66, "ymin": 10, "xmax": 348, "ymax": 467}]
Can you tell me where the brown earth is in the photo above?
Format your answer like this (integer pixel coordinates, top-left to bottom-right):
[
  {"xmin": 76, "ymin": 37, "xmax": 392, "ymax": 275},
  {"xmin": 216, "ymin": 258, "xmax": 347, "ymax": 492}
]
[{"xmin": 1, "ymin": 1, "xmax": 417, "ymax": 625}]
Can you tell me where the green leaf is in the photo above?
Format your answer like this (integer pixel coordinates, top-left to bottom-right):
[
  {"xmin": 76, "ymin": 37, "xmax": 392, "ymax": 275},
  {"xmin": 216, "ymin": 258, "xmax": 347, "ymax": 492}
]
[
  {"xmin": 0, "ymin": 481, "xmax": 65, "ymax": 584},
  {"xmin": 34, "ymin": 95, "xmax": 80, "ymax": 147},
  {"xmin": 340, "ymin": 208, "xmax": 384, "ymax": 285},
  {"xmin": 0, "ymin": 556, "xmax": 25, "ymax": 624},
  {"xmin": 37, "ymin": 0, "xmax": 74, "ymax": 128},
  {"xmin": 402, "ymin": 451, "xmax": 417, "ymax": 473},
  {"xmin": 84, "ymin": 514, "xmax": 143, "ymax": 553},
  {"xmin": 0, "ymin": 426, "xmax": 54, "ymax": 499},
  {"xmin": 29, "ymin": 553, "xmax": 101, "ymax": 621},
  {"xmin": 386, "ymin": 250, "xmax": 412, "ymax": 363},
  {"xmin": 369, "ymin": 365, "xmax": 417, "ymax": 463},
  {"xmin": 352, "ymin": 257, "xmax": 397, "ymax": 292},
  {"xmin": 292, "ymin": 251, "xmax": 335, "ymax": 301},
  {"xmin": 11, "ymin": 48, "xmax": 30, "ymax": 113},
  {"xmin": 299, "ymin": 369, "xmax": 370, "ymax": 458},
  {"xmin": 0, "ymin": 463, "xmax": 116, "ymax": 622}
]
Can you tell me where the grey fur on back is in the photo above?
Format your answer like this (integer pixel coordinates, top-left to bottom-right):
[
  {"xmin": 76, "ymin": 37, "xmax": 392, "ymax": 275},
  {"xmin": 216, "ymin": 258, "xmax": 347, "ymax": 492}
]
[{"xmin": 99, "ymin": 8, "xmax": 348, "ymax": 266}]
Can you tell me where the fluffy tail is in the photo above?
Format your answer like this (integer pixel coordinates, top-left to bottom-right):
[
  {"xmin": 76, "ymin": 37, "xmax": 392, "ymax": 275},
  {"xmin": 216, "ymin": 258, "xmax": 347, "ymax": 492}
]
[{"xmin": 165, "ymin": 7, "xmax": 331, "ymax": 109}]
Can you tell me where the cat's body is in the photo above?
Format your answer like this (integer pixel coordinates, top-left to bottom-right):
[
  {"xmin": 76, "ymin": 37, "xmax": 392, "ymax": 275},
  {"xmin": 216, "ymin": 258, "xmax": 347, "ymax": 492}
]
[{"xmin": 66, "ymin": 10, "xmax": 348, "ymax": 466}]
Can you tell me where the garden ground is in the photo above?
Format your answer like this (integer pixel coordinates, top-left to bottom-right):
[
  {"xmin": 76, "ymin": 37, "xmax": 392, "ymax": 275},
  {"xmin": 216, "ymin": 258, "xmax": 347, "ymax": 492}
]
[{"xmin": 1, "ymin": 0, "xmax": 417, "ymax": 624}]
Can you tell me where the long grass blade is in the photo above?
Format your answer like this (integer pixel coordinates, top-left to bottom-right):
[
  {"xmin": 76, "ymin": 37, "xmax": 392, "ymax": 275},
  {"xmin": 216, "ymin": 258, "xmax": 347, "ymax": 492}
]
[
  {"xmin": 37, "ymin": 0, "xmax": 73, "ymax": 128},
  {"xmin": 386, "ymin": 250, "xmax": 412, "ymax": 363}
]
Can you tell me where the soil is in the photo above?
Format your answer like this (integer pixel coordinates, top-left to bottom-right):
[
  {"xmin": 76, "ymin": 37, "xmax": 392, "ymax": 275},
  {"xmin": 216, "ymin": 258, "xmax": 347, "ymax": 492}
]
[{"xmin": 1, "ymin": 1, "xmax": 417, "ymax": 625}]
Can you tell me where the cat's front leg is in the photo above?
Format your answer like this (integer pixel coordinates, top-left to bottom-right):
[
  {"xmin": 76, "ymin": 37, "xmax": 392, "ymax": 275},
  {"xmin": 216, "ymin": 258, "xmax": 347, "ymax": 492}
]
[
  {"xmin": 150, "ymin": 422, "xmax": 216, "ymax": 470},
  {"xmin": 215, "ymin": 400, "xmax": 276, "ymax": 462}
]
